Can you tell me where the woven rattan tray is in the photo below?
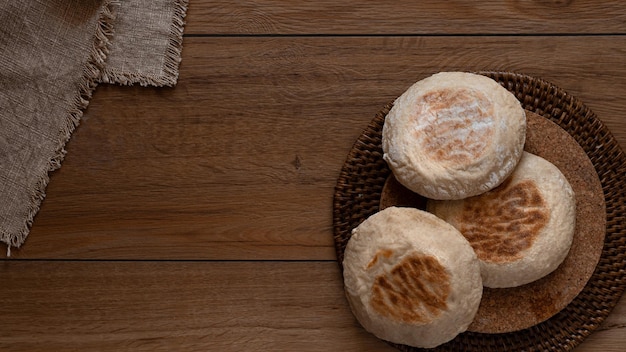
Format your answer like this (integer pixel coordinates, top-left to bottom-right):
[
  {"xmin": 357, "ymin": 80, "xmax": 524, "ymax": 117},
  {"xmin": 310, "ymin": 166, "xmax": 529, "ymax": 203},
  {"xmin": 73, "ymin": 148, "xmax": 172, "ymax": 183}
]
[{"xmin": 332, "ymin": 71, "xmax": 626, "ymax": 351}]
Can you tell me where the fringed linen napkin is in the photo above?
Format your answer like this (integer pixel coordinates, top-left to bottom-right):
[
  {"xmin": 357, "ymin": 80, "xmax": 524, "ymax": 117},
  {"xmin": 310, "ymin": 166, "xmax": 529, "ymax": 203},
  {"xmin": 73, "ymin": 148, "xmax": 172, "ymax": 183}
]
[{"xmin": 0, "ymin": 0, "xmax": 188, "ymax": 255}]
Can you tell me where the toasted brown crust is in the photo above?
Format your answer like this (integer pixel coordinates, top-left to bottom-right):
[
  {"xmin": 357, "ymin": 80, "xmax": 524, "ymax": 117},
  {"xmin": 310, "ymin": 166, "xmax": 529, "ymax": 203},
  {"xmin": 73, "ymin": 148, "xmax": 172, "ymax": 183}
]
[
  {"xmin": 371, "ymin": 253, "xmax": 451, "ymax": 324},
  {"xmin": 413, "ymin": 88, "xmax": 496, "ymax": 166},
  {"xmin": 459, "ymin": 178, "xmax": 550, "ymax": 263},
  {"xmin": 367, "ymin": 248, "xmax": 394, "ymax": 269}
]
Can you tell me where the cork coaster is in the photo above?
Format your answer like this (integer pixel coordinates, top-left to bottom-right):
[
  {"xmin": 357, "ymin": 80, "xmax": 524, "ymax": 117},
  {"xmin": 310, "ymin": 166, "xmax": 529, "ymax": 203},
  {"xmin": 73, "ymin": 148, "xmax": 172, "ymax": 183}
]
[{"xmin": 379, "ymin": 110, "xmax": 606, "ymax": 333}]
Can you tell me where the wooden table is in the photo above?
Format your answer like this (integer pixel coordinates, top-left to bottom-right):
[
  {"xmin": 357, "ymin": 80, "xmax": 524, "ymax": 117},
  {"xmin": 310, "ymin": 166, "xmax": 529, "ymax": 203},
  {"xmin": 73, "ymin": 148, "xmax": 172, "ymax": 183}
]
[{"xmin": 2, "ymin": 1, "xmax": 626, "ymax": 351}]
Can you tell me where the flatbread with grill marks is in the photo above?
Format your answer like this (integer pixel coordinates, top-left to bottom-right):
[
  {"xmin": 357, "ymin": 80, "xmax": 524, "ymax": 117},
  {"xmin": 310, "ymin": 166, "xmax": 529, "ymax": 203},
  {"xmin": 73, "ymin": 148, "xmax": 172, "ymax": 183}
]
[
  {"xmin": 382, "ymin": 71, "xmax": 526, "ymax": 200},
  {"xmin": 342, "ymin": 207, "xmax": 483, "ymax": 348},
  {"xmin": 427, "ymin": 151, "xmax": 576, "ymax": 288}
]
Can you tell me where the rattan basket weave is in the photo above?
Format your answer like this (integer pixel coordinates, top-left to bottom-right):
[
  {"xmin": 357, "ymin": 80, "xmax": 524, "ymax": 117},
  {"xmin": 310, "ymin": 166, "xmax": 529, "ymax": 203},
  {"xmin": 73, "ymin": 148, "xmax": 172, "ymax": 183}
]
[{"xmin": 332, "ymin": 71, "xmax": 626, "ymax": 351}]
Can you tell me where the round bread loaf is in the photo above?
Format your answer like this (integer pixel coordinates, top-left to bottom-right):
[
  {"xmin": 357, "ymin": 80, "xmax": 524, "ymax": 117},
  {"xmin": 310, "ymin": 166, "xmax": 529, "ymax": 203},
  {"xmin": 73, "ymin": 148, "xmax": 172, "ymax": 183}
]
[
  {"xmin": 342, "ymin": 206, "xmax": 483, "ymax": 348},
  {"xmin": 427, "ymin": 152, "xmax": 576, "ymax": 288},
  {"xmin": 382, "ymin": 72, "xmax": 526, "ymax": 200}
]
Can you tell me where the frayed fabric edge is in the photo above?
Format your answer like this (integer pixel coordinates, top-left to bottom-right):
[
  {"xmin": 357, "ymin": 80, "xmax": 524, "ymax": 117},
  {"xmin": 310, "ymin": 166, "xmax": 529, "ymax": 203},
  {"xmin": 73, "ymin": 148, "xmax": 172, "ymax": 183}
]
[
  {"xmin": 99, "ymin": 0, "xmax": 189, "ymax": 87},
  {"xmin": 2, "ymin": 0, "xmax": 118, "ymax": 257}
]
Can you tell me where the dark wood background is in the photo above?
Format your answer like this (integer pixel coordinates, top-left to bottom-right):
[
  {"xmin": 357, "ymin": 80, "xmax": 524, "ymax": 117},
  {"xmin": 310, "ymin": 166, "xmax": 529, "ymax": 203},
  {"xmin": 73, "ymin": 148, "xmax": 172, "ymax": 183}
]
[{"xmin": 2, "ymin": 1, "xmax": 625, "ymax": 350}]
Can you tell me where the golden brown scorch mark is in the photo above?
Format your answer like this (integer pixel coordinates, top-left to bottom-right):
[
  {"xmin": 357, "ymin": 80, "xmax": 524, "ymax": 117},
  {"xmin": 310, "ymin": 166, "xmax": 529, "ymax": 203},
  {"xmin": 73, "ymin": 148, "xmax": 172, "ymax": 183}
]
[
  {"xmin": 370, "ymin": 253, "xmax": 451, "ymax": 324},
  {"xmin": 459, "ymin": 179, "xmax": 550, "ymax": 263},
  {"xmin": 367, "ymin": 249, "xmax": 394, "ymax": 269},
  {"xmin": 414, "ymin": 88, "xmax": 495, "ymax": 165}
]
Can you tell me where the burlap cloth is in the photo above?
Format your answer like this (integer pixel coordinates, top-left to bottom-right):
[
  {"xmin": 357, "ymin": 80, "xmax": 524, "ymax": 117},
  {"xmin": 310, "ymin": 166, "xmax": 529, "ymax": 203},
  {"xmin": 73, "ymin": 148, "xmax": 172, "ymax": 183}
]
[{"xmin": 0, "ymin": 0, "xmax": 188, "ymax": 255}]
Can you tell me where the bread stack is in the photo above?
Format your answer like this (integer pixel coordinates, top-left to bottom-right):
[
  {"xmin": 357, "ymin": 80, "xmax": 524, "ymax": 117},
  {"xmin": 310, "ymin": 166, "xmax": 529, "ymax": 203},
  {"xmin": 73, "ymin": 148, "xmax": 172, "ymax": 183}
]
[{"xmin": 342, "ymin": 72, "xmax": 576, "ymax": 348}]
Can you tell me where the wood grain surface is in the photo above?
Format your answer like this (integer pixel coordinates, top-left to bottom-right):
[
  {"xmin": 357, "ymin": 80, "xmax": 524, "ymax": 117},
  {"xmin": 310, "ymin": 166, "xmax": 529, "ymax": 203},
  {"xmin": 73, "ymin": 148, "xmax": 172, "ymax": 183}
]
[
  {"xmin": 1, "ymin": 261, "xmax": 624, "ymax": 351},
  {"xmin": 186, "ymin": 0, "xmax": 626, "ymax": 35},
  {"xmin": 2, "ymin": 1, "xmax": 626, "ymax": 351},
  {"xmin": 12, "ymin": 36, "xmax": 626, "ymax": 260}
]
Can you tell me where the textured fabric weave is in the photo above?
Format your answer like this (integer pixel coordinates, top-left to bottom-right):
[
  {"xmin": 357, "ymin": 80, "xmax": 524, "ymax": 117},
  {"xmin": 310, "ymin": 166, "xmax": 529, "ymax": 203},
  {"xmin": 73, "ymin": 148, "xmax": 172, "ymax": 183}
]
[
  {"xmin": 0, "ymin": 0, "xmax": 187, "ymax": 254},
  {"xmin": 101, "ymin": 0, "xmax": 187, "ymax": 86}
]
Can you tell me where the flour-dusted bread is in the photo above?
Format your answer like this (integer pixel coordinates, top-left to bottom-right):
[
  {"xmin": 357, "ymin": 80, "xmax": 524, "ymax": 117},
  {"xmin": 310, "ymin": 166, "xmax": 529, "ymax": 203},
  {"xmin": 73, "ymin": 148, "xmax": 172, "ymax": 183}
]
[
  {"xmin": 382, "ymin": 72, "xmax": 526, "ymax": 200},
  {"xmin": 427, "ymin": 152, "xmax": 576, "ymax": 288},
  {"xmin": 342, "ymin": 207, "xmax": 482, "ymax": 348}
]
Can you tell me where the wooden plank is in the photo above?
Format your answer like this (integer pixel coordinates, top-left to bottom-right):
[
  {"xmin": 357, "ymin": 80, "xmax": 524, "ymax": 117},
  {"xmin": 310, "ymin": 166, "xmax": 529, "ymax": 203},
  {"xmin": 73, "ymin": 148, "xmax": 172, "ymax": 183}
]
[
  {"xmin": 0, "ymin": 260, "xmax": 624, "ymax": 351},
  {"xmin": 0, "ymin": 261, "xmax": 394, "ymax": 352},
  {"xmin": 11, "ymin": 36, "xmax": 626, "ymax": 260},
  {"xmin": 185, "ymin": 1, "xmax": 626, "ymax": 35}
]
